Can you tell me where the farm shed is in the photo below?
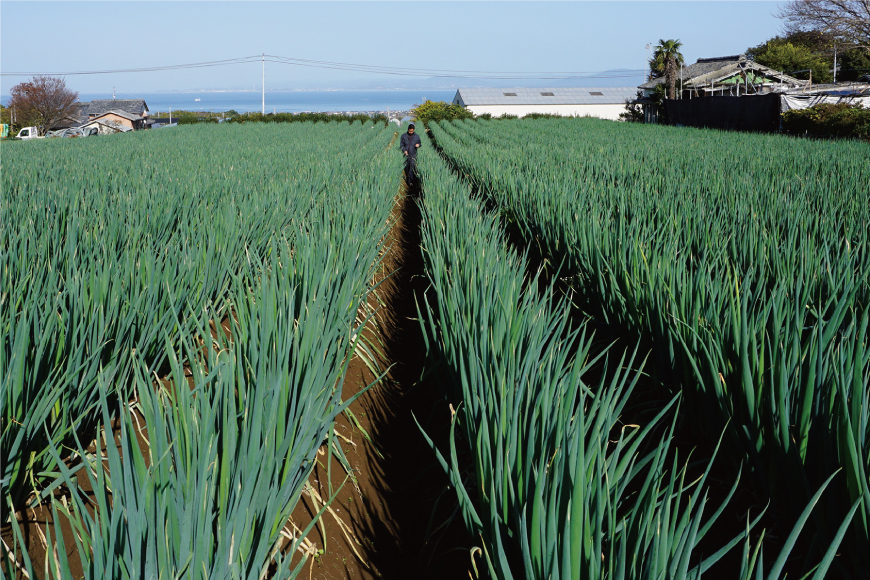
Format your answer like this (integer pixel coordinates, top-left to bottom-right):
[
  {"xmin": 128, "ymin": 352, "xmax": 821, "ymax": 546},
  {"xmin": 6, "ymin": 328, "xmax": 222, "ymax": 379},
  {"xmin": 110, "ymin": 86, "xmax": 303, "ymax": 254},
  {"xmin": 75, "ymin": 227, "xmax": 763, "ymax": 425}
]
[
  {"xmin": 638, "ymin": 54, "xmax": 807, "ymax": 99},
  {"xmin": 452, "ymin": 87, "xmax": 638, "ymax": 120},
  {"xmin": 782, "ymin": 92, "xmax": 870, "ymax": 112}
]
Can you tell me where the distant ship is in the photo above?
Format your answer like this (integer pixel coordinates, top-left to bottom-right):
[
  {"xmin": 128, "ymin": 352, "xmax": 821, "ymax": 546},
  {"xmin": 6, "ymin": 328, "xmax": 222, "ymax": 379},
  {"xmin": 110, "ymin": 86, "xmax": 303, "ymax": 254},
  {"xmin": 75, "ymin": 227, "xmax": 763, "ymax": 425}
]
[{"xmin": 194, "ymin": 98, "xmax": 201, "ymax": 102}]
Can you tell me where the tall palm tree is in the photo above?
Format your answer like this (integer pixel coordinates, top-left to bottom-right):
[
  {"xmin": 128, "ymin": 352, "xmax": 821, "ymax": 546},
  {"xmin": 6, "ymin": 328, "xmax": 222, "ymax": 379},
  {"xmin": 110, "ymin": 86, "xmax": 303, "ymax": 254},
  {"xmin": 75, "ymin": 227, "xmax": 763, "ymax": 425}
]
[{"xmin": 650, "ymin": 39, "xmax": 686, "ymax": 100}]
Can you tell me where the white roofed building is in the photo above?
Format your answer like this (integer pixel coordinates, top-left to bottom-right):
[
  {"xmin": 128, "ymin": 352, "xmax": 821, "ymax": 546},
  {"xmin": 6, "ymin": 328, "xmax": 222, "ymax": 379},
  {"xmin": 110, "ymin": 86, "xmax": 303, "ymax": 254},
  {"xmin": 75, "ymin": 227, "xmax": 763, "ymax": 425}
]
[{"xmin": 452, "ymin": 87, "xmax": 638, "ymax": 120}]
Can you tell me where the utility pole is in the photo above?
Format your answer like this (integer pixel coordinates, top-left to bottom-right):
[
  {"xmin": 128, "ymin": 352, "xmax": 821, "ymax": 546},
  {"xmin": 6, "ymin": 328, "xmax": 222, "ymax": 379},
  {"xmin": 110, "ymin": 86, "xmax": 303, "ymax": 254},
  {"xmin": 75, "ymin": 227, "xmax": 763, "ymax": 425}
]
[
  {"xmin": 645, "ymin": 43, "xmax": 652, "ymax": 81},
  {"xmin": 262, "ymin": 53, "xmax": 265, "ymax": 115}
]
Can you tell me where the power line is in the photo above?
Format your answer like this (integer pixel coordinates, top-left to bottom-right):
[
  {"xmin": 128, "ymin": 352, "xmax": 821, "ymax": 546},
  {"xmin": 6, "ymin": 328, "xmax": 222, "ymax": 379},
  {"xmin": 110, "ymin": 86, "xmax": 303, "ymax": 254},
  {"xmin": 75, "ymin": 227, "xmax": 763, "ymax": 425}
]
[
  {"xmin": 265, "ymin": 54, "xmax": 644, "ymax": 78},
  {"xmin": 2, "ymin": 54, "xmax": 645, "ymax": 81},
  {"xmin": 267, "ymin": 56, "xmax": 644, "ymax": 79},
  {"xmin": 0, "ymin": 56, "xmax": 264, "ymax": 77}
]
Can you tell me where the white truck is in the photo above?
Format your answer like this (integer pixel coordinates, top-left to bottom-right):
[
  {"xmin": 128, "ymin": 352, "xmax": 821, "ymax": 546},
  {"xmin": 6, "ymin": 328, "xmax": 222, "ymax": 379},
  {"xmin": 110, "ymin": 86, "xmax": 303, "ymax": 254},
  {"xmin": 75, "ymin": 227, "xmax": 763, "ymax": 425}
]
[{"xmin": 15, "ymin": 126, "xmax": 43, "ymax": 139}]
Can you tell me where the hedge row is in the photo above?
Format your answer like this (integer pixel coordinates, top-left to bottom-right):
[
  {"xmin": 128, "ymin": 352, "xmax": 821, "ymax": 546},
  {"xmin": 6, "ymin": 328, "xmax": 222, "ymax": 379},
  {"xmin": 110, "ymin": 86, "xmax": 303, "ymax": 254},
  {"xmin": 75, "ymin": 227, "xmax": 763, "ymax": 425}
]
[
  {"xmin": 226, "ymin": 112, "xmax": 387, "ymax": 124},
  {"xmin": 782, "ymin": 103, "xmax": 870, "ymax": 140}
]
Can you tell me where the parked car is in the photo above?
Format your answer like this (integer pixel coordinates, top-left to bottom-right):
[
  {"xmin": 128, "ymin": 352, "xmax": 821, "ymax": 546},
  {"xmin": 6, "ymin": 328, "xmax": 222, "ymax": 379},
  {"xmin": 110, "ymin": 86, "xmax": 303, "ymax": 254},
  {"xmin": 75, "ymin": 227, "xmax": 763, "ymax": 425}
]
[{"xmin": 15, "ymin": 126, "xmax": 43, "ymax": 139}]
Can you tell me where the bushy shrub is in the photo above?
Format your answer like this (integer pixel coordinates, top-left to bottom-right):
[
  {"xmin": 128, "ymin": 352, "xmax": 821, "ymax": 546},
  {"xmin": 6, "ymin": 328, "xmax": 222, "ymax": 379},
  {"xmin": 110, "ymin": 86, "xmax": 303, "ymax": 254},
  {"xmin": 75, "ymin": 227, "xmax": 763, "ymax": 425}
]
[
  {"xmin": 175, "ymin": 114, "xmax": 210, "ymax": 125},
  {"xmin": 838, "ymin": 48, "xmax": 870, "ymax": 82},
  {"xmin": 782, "ymin": 103, "xmax": 870, "ymax": 140},
  {"xmin": 620, "ymin": 90, "xmax": 645, "ymax": 123},
  {"xmin": 523, "ymin": 112, "xmax": 562, "ymax": 120},
  {"xmin": 411, "ymin": 100, "xmax": 474, "ymax": 126}
]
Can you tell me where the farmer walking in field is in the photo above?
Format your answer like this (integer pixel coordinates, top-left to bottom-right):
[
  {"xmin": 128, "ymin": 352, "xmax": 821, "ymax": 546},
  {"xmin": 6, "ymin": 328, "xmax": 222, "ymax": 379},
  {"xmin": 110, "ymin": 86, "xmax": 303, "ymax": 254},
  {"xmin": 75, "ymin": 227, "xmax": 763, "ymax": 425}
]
[{"xmin": 400, "ymin": 122, "xmax": 421, "ymax": 189}]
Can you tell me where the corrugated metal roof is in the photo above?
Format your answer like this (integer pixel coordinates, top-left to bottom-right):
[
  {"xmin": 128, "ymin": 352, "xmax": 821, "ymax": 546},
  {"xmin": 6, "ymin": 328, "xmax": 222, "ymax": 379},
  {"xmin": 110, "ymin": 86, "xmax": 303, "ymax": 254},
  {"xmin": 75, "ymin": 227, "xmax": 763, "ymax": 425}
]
[{"xmin": 453, "ymin": 87, "xmax": 638, "ymax": 106}]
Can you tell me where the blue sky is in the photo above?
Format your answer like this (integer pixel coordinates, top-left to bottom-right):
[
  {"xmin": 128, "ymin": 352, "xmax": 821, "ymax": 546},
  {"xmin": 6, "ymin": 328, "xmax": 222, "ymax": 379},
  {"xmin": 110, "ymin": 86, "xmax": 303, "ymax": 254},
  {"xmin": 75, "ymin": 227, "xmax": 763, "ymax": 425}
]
[{"xmin": 1, "ymin": 1, "xmax": 787, "ymax": 95}]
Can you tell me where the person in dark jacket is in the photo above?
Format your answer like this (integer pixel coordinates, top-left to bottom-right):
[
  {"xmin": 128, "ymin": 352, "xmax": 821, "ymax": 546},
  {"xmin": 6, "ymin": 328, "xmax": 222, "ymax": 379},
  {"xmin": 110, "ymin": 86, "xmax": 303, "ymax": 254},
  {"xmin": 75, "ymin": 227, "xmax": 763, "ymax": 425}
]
[{"xmin": 400, "ymin": 122, "xmax": 421, "ymax": 187}]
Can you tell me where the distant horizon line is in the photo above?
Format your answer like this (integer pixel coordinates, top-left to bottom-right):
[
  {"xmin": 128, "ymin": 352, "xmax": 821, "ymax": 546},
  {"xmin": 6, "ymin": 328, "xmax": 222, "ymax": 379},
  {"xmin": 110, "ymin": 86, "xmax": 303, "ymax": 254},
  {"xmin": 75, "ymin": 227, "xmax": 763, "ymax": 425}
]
[
  {"xmin": 0, "ymin": 87, "xmax": 461, "ymax": 101},
  {"xmin": 2, "ymin": 84, "xmax": 646, "ymax": 99},
  {"xmin": 89, "ymin": 88, "xmax": 461, "ymax": 94}
]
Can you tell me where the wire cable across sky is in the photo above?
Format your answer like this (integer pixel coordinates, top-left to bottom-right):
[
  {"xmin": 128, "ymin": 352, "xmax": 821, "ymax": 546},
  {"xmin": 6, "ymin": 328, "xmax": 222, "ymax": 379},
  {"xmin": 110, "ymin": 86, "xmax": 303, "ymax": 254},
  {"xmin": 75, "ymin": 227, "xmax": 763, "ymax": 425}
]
[{"xmin": 1, "ymin": 54, "xmax": 645, "ymax": 80}]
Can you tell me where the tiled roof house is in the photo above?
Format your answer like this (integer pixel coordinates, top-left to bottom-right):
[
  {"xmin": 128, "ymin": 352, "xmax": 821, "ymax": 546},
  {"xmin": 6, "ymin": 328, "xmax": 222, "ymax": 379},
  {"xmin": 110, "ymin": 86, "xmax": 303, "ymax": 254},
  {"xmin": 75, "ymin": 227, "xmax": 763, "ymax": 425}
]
[
  {"xmin": 86, "ymin": 99, "xmax": 150, "ymax": 119},
  {"xmin": 83, "ymin": 109, "xmax": 149, "ymax": 131},
  {"xmin": 69, "ymin": 99, "xmax": 151, "ymax": 131}
]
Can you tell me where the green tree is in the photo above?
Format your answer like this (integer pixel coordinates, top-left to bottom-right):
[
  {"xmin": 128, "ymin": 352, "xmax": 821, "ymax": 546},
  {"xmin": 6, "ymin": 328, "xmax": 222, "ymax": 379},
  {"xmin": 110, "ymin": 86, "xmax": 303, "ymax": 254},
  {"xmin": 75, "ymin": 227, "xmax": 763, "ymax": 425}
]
[
  {"xmin": 619, "ymin": 90, "xmax": 645, "ymax": 122},
  {"xmin": 748, "ymin": 35, "xmax": 834, "ymax": 82},
  {"xmin": 838, "ymin": 46, "xmax": 870, "ymax": 80},
  {"xmin": 650, "ymin": 39, "xmax": 685, "ymax": 100},
  {"xmin": 0, "ymin": 104, "xmax": 15, "ymax": 137},
  {"xmin": 411, "ymin": 100, "xmax": 474, "ymax": 126}
]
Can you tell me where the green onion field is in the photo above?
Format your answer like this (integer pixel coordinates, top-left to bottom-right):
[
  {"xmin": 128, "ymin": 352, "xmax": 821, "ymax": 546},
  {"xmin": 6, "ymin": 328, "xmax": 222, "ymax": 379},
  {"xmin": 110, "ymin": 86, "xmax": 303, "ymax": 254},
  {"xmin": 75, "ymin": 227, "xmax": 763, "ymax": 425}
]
[{"xmin": 2, "ymin": 118, "xmax": 868, "ymax": 579}]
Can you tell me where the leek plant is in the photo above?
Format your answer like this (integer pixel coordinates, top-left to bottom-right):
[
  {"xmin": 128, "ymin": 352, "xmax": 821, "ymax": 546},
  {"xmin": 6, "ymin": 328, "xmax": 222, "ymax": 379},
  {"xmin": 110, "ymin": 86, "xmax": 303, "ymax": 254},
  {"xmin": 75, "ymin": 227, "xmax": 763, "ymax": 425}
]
[
  {"xmin": 429, "ymin": 118, "xmax": 870, "ymax": 575},
  {"xmin": 414, "ymin": 131, "xmax": 768, "ymax": 579},
  {"xmin": 26, "ymin": 218, "xmax": 387, "ymax": 578},
  {"xmin": 1, "ymin": 122, "xmax": 399, "ymax": 575}
]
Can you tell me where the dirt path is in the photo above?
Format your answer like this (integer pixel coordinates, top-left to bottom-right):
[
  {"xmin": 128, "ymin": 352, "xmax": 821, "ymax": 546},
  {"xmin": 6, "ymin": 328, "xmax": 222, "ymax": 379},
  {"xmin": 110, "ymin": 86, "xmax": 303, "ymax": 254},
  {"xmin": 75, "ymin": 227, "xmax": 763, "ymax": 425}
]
[{"xmin": 291, "ymin": 181, "xmax": 475, "ymax": 579}]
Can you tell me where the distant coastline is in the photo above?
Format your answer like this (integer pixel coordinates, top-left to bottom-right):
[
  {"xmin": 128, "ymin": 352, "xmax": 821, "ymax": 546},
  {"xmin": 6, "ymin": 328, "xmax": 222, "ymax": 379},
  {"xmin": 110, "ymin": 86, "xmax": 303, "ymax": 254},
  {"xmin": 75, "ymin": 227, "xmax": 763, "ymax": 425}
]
[
  {"xmin": 149, "ymin": 88, "xmax": 455, "ymax": 93},
  {"xmin": 1, "ymin": 90, "xmax": 456, "ymax": 114}
]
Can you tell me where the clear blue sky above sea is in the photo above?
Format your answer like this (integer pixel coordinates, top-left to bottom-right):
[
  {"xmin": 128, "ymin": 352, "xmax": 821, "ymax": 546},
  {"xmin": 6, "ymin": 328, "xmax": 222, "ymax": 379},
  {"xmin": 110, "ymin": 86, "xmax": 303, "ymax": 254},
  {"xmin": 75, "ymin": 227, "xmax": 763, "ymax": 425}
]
[{"xmin": 1, "ymin": 1, "xmax": 787, "ymax": 97}]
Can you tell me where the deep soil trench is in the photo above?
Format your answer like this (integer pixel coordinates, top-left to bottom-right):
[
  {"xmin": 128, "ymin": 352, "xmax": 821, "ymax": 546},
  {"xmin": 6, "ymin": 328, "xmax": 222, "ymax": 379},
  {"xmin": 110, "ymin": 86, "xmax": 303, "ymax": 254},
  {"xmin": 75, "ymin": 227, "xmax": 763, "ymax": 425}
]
[{"xmin": 291, "ymin": 179, "xmax": 475, "ymax": 579}]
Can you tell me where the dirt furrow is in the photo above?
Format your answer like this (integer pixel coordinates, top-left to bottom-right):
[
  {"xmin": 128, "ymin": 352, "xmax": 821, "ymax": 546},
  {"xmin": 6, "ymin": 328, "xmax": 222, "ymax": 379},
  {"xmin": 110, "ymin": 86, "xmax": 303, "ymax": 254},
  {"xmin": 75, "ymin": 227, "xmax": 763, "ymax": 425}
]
[{"xmin": 290, "ymin": 180, "xmax": 474, "ymax": 579}]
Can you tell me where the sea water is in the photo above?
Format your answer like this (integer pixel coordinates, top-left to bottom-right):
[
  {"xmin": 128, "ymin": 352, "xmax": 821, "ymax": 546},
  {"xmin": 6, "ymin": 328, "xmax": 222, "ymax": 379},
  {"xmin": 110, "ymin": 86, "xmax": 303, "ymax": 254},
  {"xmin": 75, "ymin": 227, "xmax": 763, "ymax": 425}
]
[{"xmin": 67, "ymin": 90, "xmax": 457, "ymax": 114}]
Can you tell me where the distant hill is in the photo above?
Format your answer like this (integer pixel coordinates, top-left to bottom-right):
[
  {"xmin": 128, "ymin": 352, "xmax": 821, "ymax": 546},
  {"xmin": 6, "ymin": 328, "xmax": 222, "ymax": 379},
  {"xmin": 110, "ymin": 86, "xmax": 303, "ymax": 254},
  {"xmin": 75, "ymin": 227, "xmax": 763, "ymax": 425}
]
[
  {"xmin": 334, "ymin": 70, "xmax": 645, "ymax": 91},
  {"xmin": 422, "ymin": 71, "xmax": 644, "ymax": 90}
]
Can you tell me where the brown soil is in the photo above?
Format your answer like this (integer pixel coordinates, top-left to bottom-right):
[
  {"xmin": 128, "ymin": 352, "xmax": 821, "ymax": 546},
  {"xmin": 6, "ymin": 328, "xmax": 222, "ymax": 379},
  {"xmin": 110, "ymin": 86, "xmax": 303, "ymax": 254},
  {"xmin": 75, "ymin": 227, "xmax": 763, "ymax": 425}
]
[
  {"xmin": 287, "ymin": 181, "xmax": 475, "ymax": 579},
  {"xmin": 1, "ymin": 408, "xmax": 151, "ymax": 579}
]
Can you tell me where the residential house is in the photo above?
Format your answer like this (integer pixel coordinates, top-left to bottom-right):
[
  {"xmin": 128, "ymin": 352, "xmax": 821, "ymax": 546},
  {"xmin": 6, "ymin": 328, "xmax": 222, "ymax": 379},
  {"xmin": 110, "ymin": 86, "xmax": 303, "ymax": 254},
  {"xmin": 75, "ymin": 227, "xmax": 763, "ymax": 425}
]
[
  {"xmin": 80, "ymin": 117, "xmax": 134, "ymax": 135},
  {"xmin": 86, "ymin": 99, "xmax": 150, "ymax": 120},
  {"xmin": 91, "ymin": 110, "xmax": 149, "ymax": 131},
  {"xmin": 69, "ymin": 99, "xmax": 151, "ymax": 131}
]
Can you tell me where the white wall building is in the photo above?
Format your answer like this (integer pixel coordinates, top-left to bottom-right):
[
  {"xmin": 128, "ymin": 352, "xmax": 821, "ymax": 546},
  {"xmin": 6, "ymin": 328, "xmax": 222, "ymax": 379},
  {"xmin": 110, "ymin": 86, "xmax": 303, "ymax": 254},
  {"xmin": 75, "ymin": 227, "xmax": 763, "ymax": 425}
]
[{"xmin": 452, "ymin": 87, "xmax": 638, "ymax": 120}]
